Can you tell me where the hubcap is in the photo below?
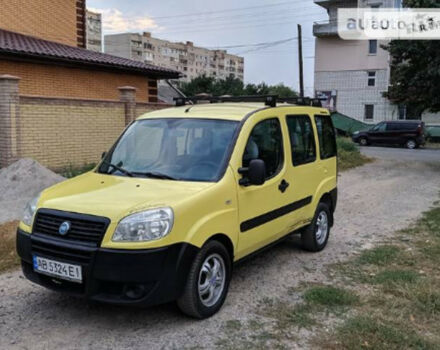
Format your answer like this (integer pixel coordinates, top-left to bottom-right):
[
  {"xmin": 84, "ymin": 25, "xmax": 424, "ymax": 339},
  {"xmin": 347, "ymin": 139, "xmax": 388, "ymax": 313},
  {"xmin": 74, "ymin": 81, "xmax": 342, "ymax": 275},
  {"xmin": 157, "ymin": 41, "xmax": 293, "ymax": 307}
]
[
  {"xmin": 315, "ymin": 211, "xmax": 329, "ymax": 245},
  {"xmin": 360, "ymin": 139, "xmax": 367, "ymax": 146},
  {"xmin": 407, "ymin": 140, "xmax": 416, "ymax": 149},
  {"xmin": 198, "ymin": 253, "xmax": 226, "ymax": 307}
]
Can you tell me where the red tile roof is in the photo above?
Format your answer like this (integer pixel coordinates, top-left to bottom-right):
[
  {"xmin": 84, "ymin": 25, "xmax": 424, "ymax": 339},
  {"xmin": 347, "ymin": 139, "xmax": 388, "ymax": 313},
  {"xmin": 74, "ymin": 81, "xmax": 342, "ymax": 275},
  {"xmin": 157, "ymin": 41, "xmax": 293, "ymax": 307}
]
[{"xmin": 0, "ymin": 29, "xmax": 180, "ymax": 79}]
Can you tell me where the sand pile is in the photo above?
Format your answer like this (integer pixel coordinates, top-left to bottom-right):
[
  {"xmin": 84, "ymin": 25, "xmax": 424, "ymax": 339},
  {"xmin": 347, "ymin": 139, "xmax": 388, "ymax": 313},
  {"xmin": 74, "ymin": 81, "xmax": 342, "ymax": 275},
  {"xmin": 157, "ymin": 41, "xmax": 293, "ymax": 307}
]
[{"xmin": 0, "ymin": 159, "xmax": 65, "ymax": 224}]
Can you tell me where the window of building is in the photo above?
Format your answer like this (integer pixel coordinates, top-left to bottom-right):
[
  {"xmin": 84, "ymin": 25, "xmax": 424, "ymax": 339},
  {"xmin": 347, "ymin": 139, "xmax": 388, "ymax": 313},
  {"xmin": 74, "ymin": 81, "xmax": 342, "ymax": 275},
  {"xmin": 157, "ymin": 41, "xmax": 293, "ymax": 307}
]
[
  {"xmin": 314, "ymin": 116, "xmax": 337, "ymax": 159},
  {"xmin": 369, "ymin": 40, "xmax": 378, "ymax": 55},
  {"xmin": 365, "ymin": 105, "xmax": 375, "ymax": 120},
  {"xmin": 394, "ymin": 0, "xmax": 403, "ymax": 8},
  {"xmin": 242, "ymin": 118, "xmax": 284, "ymax": 179},
  {"xmin": 368, "ymin": 71, "xmax": 376, "ymax": 86},
  {"xmin": 286, "ymin": 115, "xmax": 316, "ymax": 166},
  {"xmin": 398, "ymin": 105, "xmax": 407, "ymax": 120}
]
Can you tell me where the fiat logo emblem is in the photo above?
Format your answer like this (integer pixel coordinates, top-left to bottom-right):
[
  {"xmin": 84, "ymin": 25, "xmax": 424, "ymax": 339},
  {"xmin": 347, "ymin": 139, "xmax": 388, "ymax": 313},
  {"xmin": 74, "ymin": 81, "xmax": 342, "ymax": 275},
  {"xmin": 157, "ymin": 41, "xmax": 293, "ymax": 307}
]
[{"xmin": 58, "ymin": 221, "xmax": 71, "ymax": 236}]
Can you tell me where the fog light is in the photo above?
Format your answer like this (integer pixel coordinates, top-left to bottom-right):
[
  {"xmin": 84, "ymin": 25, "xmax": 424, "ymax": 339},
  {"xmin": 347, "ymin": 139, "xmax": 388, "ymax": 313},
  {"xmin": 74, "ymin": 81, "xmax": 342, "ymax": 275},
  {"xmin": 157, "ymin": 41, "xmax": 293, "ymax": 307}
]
[{"xmin": 124, "ymin": 284, "xmax": 146, "ymax": 300}]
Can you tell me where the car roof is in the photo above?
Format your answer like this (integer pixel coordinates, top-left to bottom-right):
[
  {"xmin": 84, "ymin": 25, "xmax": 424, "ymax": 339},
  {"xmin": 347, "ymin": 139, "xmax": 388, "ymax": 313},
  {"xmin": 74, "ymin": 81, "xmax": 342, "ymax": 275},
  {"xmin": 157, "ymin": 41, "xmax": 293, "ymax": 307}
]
[{"xmin": 137, "ymin": 102, "xmax": 330, "ymax": 122}]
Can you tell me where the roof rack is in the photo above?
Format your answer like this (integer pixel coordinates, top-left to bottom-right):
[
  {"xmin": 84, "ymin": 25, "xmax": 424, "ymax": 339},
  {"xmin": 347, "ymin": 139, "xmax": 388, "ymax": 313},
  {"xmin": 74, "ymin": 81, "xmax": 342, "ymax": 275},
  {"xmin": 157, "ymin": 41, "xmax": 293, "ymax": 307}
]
[{"xmin": 173, "ymin": 95, "xmax": 324, "ymax": 108}]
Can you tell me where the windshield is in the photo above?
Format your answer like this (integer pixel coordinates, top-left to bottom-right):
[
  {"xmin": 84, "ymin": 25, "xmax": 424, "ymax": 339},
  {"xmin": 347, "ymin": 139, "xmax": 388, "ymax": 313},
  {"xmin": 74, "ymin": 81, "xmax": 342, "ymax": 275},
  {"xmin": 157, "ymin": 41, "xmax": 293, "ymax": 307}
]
[{"xmin": 99, "ymin": 118, "xmax": 239, "ymax": 182}]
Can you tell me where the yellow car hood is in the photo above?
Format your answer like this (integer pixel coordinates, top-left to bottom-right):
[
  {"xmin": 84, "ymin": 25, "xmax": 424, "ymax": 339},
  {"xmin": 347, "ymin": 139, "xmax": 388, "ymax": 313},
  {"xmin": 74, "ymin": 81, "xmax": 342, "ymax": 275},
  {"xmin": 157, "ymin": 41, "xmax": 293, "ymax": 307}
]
[{"xmin": 39, "ymin": 171, "xmax": 213, "ymax": 220}]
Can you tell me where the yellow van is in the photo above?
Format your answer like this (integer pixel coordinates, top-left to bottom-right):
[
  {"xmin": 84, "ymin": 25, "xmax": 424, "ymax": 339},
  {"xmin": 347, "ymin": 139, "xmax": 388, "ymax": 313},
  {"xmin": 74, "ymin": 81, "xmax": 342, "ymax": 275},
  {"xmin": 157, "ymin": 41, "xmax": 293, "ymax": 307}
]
[{"xmin": 16, "ymin": 96, "xmax": 337, "ymax": 319}]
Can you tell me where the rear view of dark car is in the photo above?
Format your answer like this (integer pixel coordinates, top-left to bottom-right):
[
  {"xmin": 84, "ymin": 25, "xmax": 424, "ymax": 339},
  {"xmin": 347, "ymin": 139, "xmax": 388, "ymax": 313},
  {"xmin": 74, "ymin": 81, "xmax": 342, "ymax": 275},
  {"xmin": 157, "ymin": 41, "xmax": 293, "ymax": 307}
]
[{"xmin": 352, "ymin": 121, "xmax": 425, "ymax": 149}]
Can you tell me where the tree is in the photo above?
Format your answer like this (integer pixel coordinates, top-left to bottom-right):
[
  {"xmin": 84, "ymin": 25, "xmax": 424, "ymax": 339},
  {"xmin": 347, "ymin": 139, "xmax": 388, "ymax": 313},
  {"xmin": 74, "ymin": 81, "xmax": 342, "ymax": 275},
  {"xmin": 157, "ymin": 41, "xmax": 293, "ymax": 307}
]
[
  {"xmin": 384, "ymin": 0, "xmax": 440, "ymax": 115},
  {"xmin": 179, "ymin": 76, "xmax": 297, "ymax": 98}
]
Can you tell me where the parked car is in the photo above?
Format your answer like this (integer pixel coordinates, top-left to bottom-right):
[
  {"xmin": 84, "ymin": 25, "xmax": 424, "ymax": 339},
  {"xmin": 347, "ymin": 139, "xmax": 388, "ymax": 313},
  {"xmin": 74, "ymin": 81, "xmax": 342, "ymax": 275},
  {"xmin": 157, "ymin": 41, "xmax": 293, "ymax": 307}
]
[
  {"xmin": 16, "ymin": 97, "xmax": 338, "ymax": 319},
  {"xmin": 352, "ymin": 121, "xmax": 425, "ymax": 149}
]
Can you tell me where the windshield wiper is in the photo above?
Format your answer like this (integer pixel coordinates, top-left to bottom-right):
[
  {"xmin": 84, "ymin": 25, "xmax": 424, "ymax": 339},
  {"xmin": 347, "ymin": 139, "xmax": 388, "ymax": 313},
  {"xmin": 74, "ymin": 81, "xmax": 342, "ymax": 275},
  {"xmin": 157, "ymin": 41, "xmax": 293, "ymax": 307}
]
[
  {"xmin": 133, "ymin": 171, "xmax": 178, "ymax": 180},
  {"xmin": 102, "ymin": 161, "xmax": 134, "ymax": 177}
]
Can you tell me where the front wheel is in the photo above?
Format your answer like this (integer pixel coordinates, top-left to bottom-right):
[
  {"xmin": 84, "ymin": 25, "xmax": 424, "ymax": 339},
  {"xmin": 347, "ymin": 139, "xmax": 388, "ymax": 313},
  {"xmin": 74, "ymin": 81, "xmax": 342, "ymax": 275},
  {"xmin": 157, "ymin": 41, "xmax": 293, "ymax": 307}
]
[
  {"xmin": 177, "ymin": 240, "xmax": 231, "ymax": 319},
  {"xmin": 301, "ymin": 203, "xmax": 331, "ymax": 252},
  {"xmin": 359, "ymin": 137, "xmax": 369, "ymax": 146},
  {"xmin": 405, "ymin": 139, "xmax": 417, "ymax": 149}
]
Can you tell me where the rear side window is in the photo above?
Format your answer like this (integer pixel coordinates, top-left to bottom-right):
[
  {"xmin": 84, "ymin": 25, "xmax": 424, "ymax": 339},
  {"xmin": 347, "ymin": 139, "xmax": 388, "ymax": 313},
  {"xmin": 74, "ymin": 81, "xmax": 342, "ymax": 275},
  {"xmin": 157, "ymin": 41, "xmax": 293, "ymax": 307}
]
[
  {"xmin": 242, "ymin": 118, "xmax": 284, "ymax": 179},
  {"xmin": 386, "ymin": 123, "xmax": 418, "ymax": 131},
  {"xmin": 286, "ymin": 115, "xmax": 316, "ymax": 166},
  {"xmin": 315, "ymin": 115, "xmax": 337, "ymax": 159}
]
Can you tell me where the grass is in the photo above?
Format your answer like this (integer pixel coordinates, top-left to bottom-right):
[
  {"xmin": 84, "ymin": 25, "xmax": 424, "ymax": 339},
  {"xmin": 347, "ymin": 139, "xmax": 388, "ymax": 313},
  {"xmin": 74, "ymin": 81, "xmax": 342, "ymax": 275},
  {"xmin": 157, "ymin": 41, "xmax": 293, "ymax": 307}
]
[
  {"xmin": 59, "ymin": 163, "xmax": 96, "ymax": 178},
  {"xmin": 0, "ymin": 221, "xmax": 20, "ymax": 273},
  {"xmin": 220, "ymin": 203, "xmax": 440, "ymax": 349},
  {"xmin": 304, "ymin": 286, "xmax": 359, "ymax": 307},
  {"xmin": 357, "ymin": 245, "xmax": 401, "ymax": 266},
  {"xmin": 318, "ymin": 204, "xmax": 440, "ymax": 348},
  {"xmin": 334, "ymin": 316, "xmax": 435, "ymax": 350},
  {"xmin": 337, "ymin": 137, "xmax": 373, "ymax": 171}
]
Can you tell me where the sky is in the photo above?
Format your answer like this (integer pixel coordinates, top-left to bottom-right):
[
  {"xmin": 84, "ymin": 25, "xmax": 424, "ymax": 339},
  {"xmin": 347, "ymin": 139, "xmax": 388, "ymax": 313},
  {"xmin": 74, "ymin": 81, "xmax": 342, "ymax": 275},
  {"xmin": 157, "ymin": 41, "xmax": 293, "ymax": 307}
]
[{"xmin": 87, "ymin": 0, "xmax": 328, "ymax": 96}]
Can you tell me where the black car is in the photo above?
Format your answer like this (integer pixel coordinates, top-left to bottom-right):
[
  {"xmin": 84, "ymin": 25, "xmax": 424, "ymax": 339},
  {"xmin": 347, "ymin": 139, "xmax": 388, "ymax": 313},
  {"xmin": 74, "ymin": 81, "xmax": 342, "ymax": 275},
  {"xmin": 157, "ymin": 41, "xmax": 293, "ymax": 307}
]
[{"xmin": 352, "ymin": 121, "xmax": 425, "ymax": 149}]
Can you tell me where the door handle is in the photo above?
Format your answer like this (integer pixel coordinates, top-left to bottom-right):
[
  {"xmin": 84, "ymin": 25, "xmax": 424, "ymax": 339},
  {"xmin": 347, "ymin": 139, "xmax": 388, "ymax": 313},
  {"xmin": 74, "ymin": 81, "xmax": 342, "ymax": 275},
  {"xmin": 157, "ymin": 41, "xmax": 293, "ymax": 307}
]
[{"xmin": 278, "ymin": 179, "xmax": 290, "ymax": 193}]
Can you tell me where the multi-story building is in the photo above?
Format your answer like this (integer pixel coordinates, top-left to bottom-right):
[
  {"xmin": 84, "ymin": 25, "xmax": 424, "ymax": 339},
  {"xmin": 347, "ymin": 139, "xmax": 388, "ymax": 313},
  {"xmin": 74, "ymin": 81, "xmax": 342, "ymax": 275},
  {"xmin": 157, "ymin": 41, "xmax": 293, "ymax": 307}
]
[
  {"xmin": 313, "ymin": 0, "xmax": 440, "ymax": 124},
  {"xmin": 313, "ymin": 0, "xmax": 398, "ymax": 123},
  {"xmin": 86, "ymin": 10, "xmax": 102, "ymax": 52},
  {"xmin": 105, "ymin": 32, "xmax": 245, "ymax": 82}
]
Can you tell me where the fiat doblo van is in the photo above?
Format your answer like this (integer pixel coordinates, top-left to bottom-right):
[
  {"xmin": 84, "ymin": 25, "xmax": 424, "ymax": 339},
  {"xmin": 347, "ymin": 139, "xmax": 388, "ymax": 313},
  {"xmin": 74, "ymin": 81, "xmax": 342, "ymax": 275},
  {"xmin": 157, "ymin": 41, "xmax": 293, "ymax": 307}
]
[{"xmin": 17, "ymin": 96, "xmax": 338, "ymax": 319}]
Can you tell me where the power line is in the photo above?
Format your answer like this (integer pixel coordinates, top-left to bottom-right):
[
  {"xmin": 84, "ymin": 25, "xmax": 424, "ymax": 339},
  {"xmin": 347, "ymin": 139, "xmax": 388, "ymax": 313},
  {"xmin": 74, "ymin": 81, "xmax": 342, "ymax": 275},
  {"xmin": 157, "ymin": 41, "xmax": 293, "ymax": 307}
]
[
  {"xmin": 146, "ymin": 0, "xmax": 311, "ymax": 20},
  {"xmin": 158, "ymin": 19, "xmax": 318, "ymax": 35}
]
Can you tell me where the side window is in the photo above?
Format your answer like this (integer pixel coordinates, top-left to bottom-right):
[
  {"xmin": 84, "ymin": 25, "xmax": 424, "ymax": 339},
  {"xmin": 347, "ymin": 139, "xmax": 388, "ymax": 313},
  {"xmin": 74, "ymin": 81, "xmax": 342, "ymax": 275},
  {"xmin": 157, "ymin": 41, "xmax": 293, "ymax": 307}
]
[
  {"xmin": 315, "ymin": 115, "xmax": 337, "ymax": 159},
  {"xmin": 286, "ymin": 115, "xmax": 316, "ymax": 166},
  {"xmin": 242, "ymin": 118, "xmax": 283, "ymax": 179}
]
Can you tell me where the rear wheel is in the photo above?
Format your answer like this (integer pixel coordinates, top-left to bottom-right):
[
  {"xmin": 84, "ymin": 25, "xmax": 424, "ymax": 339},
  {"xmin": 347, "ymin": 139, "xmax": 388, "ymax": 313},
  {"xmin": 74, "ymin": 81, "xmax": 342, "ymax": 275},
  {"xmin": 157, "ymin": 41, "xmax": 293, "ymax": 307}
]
[
  {"xmin": 177, "ymin": 240, "xmax": 231, "ymax": 319},
  {"xmin": 301, "ymin": 203, "xmax": 331, "ymax": 252},
  {"xmin": 359, "ymin": 137, "xmax": 368, "ymax": 146},
  {"xmin": 405, "ymin": 139, "xmax": 417, "ymax": 149}
]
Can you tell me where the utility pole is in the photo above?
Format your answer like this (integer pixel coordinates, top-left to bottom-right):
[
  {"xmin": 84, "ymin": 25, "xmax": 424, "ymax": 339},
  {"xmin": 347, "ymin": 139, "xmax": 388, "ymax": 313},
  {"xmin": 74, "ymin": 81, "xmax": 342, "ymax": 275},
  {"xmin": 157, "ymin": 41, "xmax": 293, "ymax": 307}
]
[{"xmin": 297, "ymin": 24, "xmax": 304, "ymax": 98}]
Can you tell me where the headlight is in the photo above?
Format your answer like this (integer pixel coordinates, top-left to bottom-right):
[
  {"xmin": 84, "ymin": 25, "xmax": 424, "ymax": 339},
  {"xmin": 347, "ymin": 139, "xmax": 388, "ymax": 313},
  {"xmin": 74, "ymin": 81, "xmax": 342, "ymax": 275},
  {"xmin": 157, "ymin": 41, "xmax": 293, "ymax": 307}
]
[
  {"xmin": 112, "ymin": 207, "xmax": 174, "ymax": 242},
  {"xmin": 22, "ymin": 194, "xmax": 40, "ymax": 227},
  {"xmin": 353, "ymin": 131, "xmax": 360, "ymax": 135}
]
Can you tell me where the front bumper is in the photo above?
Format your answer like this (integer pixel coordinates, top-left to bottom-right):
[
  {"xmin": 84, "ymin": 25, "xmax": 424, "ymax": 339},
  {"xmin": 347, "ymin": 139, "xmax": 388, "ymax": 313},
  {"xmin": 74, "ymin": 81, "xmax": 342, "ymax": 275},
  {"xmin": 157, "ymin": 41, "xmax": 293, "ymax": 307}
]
[{"xmin": 16, "ymin": 229, "xmax": 198, "ymax": 306}]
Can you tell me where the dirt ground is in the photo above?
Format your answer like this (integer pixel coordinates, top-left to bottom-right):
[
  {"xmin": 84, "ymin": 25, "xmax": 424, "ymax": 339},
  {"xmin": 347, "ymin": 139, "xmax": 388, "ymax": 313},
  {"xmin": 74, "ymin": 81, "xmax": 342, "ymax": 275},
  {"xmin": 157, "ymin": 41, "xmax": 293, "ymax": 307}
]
[{"xmin": 0, "ymin": 158, "xmax": 439, "ymax": 350}]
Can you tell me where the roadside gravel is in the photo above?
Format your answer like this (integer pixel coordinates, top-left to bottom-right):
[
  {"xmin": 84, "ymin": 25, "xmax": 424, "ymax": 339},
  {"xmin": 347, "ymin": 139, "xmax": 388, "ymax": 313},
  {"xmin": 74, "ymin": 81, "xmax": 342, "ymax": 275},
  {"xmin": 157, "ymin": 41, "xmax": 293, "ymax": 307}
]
[{"xmin": 0, "ymin": 158, "xmax": 439, "ymax": 350}]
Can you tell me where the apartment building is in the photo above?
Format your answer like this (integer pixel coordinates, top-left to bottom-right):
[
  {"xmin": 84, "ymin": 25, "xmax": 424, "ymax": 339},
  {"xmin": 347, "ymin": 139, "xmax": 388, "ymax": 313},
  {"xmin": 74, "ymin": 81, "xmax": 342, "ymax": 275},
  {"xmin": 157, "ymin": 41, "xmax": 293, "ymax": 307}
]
[
  {"xmin": 86, "ymin": 10, "xmax": 102, "ymax": 52},
  {"xmin": 313, "ymin": 0, "xmax": 409, "ymax": 123},
  {"xmin": 105, "ymin": 32, "xmax": 245, "ymax": 82}
]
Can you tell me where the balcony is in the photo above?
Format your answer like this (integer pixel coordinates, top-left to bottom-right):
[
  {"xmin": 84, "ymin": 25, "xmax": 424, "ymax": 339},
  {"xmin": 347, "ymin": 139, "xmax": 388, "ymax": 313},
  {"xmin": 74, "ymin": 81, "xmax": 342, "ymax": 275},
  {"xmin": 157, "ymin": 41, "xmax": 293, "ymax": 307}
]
[
  {"xmin": 313, "ymin": 19, "xmax": 339, "ymax": 37},
  {"xmin": 314, "ymin": 0, "xmax": 356, "ymax": 9}
]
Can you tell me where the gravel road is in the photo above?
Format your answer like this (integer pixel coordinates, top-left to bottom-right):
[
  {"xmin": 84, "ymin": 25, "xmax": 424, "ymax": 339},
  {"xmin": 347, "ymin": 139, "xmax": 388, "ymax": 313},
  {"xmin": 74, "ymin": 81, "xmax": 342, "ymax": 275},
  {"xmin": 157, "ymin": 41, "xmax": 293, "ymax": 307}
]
[{"xmin": 1, "ymin": 158, "xmax": 439, "ymax": 350}]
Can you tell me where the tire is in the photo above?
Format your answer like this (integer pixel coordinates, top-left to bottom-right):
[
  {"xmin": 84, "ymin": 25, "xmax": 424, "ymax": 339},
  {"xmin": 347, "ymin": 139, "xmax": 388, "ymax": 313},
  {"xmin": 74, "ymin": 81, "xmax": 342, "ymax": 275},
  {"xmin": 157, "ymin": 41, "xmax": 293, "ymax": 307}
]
[
  {"xmin": 177, "ymin": 240, "xmax": 231, "ymax": 319},
  {"xmin": 301, "ymin": 202, "xmax": 331, "ymax": 252},
  {"xmin": 359, "ymin": 137, "xmax": 368, "ymax": 146},
  {"xmin": 405, "ymin": 139, "xmax": 417, "ymax": 149}
]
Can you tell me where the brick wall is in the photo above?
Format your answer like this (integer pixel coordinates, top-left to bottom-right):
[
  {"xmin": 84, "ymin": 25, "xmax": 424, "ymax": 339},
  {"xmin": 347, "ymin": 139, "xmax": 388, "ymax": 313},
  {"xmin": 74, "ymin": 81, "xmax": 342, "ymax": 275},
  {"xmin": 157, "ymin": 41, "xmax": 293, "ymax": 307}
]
[
  {"xmin": 0, "ymin": 60, "xmax": 154, "ymax": 103},
  {"xmin": 0, "ymin": 0, "xmax": 82, "ymax": 47},
  {"xmin": 18, "ymin": 97, "xmax": 126, "ymax": 168},
  {"xmin": 0, "ymin": 75, "xmax": 170, "ymax": 169},
  {"xmin": 315, "ymin": 70, "xmax": 396, "ymax": 122}
]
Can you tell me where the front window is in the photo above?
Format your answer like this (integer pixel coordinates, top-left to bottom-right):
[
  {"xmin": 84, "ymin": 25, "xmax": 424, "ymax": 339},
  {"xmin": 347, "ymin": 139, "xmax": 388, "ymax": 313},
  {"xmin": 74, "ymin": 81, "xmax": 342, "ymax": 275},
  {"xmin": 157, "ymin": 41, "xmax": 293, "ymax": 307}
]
[
  {"xmin": 99, "ymin": 118, "xmax": 239, "ymax": 182},
  {"xmin": 242, "ymin": 118, "xmax": 283, "ymax": 180},
  {"xmin": 371, "ymin": 122, "xmax": 386, "ymax": 132}
]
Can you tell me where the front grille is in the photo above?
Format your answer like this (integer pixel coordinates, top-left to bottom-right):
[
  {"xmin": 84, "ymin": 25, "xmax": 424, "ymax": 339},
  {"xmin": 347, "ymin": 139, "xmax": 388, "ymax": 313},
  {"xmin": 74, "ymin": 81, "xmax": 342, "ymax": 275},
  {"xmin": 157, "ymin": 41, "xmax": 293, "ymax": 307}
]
[
  {"xmin": 33, "ymin": 209, "xmax": 110, "ymax": 246},
  {"xmin": 31, "ymin": 237, "xmax": 94, "ymax": 264}
]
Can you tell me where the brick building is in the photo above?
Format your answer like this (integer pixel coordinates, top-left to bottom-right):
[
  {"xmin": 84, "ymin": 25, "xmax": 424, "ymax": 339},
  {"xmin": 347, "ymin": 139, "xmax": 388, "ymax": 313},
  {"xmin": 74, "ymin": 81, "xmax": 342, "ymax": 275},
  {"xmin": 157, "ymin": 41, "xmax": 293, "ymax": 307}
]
[
  {"xmin": 0, "ymin": 0, "xmax": 180, "ymax": 102},
  {"xmin": 0, "ymin": 0, "xmax": 180, "ymax": 169}
]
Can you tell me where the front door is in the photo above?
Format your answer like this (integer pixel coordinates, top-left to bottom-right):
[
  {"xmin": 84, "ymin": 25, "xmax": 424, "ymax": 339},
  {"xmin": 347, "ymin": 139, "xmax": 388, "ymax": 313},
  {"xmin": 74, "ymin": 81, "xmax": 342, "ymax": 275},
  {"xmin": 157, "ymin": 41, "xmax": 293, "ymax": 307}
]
[
  {"xmin": 368, "ymin": 122, "xmax": 387, "ymax": 143},
  {"xmin": 233, "ymin": 115, "xmax": 293, "ymax": 259}
]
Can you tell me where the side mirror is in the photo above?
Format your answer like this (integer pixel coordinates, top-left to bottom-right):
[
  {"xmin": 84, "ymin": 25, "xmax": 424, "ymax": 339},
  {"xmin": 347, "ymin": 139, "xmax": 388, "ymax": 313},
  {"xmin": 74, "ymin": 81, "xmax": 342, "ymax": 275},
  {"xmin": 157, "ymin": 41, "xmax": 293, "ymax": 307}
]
[
  {"xmin": 239, "ymin": 159, "xmax": 266, "ymax": 186},
  {"xmin": 101, "ymin": 152, "xmax": 107, "ymax": 160}
]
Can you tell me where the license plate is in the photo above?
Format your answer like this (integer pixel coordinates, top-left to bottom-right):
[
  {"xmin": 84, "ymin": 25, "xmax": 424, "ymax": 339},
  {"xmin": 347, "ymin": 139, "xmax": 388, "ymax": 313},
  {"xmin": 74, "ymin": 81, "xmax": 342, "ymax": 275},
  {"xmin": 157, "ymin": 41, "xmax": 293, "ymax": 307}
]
[{"xmin": 33, "ymin": 255, "xmax": 82, "ymax": 283}]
